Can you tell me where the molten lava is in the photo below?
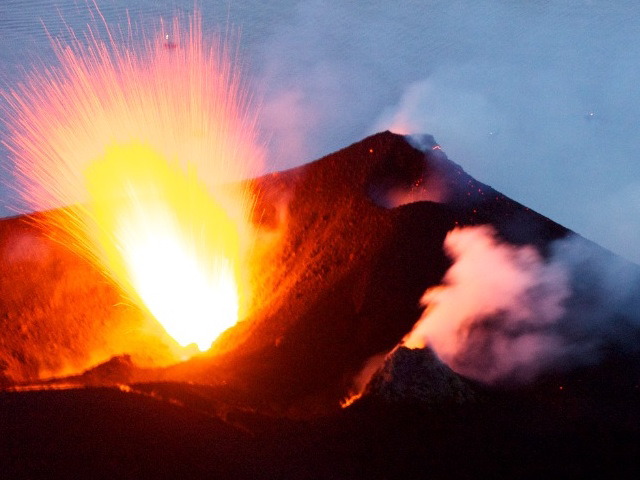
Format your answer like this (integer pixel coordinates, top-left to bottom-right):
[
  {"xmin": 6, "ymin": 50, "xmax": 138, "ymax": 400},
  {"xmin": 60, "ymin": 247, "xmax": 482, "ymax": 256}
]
[
  {"xmin": 3, "ymin": 14, "xmax": 262, "ymax": 356},
  {"xmin": 86, "ymin": 144, "xmax": 242, "ymax": 351}
]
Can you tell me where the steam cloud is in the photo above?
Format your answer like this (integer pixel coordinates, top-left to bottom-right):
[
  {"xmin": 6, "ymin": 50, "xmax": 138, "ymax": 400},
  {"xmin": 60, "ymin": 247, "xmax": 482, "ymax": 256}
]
[{"xmin": 404, "ymin": 225, "xmax": 640, "ymax": 385}]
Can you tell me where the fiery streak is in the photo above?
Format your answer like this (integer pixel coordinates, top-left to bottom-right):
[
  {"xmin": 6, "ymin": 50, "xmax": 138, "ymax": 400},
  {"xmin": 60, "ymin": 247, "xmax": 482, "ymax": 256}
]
[{"xmin": 3, "ymin": 13, "xmax": 262, "ymax": 355}]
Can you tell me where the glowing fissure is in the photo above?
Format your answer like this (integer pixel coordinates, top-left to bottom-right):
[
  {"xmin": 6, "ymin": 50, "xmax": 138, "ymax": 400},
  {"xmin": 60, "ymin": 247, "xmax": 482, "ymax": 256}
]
[{"xmin": 3, "ymin": 13, "xmax": 262, "ymax": 356}]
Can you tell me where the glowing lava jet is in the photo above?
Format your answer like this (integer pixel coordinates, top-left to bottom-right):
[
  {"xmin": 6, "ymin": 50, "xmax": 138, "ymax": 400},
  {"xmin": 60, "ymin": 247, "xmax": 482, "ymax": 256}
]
[{"xmin": 3, "ymin": 15, "xmax": 262, "ymax": 355}]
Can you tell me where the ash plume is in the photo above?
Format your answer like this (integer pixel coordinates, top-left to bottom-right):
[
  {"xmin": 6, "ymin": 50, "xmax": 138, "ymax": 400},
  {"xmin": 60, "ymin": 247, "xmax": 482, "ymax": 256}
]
[{"xmin": 403, "ymin": 225, "xmax": 640, "ymax": 385}]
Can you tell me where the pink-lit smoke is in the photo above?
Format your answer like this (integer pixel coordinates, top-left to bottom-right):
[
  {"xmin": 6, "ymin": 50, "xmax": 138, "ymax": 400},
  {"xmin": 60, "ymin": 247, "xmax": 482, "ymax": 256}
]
[{"xmin": 403, "ymin": 225, "xmax": 640, "ymax": 385}]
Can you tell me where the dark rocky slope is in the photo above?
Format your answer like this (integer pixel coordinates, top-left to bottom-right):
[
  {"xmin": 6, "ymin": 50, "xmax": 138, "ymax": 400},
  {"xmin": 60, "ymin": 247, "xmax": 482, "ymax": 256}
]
[
  {"xmin": 164, "ymin": 131, "xmax": 572, "ymax": 411},
  {"xmin": 1, "ymin": 132, "xmax": 639, "ymax": 478}
]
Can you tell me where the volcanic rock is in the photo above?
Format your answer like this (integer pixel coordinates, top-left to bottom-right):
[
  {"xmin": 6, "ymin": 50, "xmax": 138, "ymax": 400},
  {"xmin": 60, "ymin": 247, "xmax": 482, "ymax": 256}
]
[
  {"xmin": 2, "ymin": 132, "xmax": 640, "ymax": 478},
  {"xmin": 178, "ymin": 131, "xmax": 569, "ymax": 411},
  {"xmin": 366, "ymin": 346, "xmax": 477, "ymax": 406},
  {"xmin": 0, "ymin": 131, "xmax": 605, "ymax": 405}
]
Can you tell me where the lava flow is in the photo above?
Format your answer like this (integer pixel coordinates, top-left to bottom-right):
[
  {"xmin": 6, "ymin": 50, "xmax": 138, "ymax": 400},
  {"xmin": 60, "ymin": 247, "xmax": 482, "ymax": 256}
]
[{"xmin": 3, "ymin": 14, "xmax": 262, "ymax": 356}]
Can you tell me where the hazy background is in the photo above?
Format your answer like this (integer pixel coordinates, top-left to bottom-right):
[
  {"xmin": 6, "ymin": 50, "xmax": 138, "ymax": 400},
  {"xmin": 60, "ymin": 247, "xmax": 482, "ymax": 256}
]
[{"xmin": 1, "ymin": 0, "xmax": 639, "ymax": 263}]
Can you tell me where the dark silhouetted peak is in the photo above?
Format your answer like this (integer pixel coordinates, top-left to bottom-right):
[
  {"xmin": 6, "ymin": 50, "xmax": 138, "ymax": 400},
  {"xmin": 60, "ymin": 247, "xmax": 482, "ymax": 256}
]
[{"xmin": 366, "ymin": 347, "xmax": 477, "ymax": 406}]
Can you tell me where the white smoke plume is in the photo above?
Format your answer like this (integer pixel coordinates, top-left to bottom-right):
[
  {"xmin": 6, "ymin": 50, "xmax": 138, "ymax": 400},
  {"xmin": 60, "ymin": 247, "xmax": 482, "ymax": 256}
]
[{"xmin": 403, "ymin": 225, "xmax": 640, "ymax": 385}]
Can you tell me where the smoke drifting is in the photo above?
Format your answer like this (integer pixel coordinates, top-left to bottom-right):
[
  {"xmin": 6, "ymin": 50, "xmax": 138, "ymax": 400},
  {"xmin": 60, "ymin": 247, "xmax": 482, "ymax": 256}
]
[
  {"xmin": 403, "ymin": 226, "xmax": 569, "ymax": 384},
  {"xmin": 2, "ymin": 1, "xmax": 639, "ymax": 264},
  {"xmin": 251, "ymin": 0, "xmax": 640, "ymax": 264},
  {"xmin": 404, "ymin": 226, "xmax": 640, "ymax": 385}
]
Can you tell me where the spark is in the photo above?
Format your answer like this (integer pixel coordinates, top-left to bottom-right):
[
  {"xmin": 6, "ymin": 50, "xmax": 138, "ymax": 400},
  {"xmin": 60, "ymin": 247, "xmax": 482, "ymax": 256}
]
[{"xmin": 3, "ymin": 11, "xmax": 263, "ymax": 356}]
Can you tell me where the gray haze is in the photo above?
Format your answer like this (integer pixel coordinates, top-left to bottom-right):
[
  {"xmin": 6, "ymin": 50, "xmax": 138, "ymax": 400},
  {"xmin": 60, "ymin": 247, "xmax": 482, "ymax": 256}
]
[{"xmin": 1, "ymin": 1, "xmax": 639, "ymax": 263}]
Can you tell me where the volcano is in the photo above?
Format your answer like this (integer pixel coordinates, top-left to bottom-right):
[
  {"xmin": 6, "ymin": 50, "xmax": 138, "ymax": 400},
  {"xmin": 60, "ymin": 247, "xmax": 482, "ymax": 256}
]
[{"xmin": 1, "ymin": 132, "xmax": 640, "ymax": 478}]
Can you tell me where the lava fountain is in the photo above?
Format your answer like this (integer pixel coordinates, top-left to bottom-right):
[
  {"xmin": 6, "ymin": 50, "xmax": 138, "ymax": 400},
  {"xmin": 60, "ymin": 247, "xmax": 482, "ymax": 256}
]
[{"xmin": 2, "ymin": 14, "xmax": 263, "ymax": 356}]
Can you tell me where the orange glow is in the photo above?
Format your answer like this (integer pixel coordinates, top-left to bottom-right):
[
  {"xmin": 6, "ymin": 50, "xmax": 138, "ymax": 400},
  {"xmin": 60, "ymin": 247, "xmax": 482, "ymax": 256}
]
[
  {"xmin": 86, "ymin": 144, "xmax": 242, "ymax": 351},
  {"xmin": 3, "ymin": 14, "xmax": 262, "ymax": 355},
  {"xmin": 340, "ymin": 392, "xmax": 363, "ymax": 408}
]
